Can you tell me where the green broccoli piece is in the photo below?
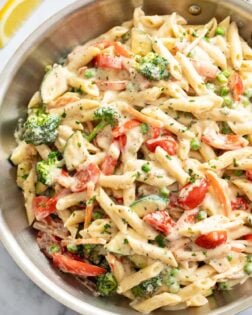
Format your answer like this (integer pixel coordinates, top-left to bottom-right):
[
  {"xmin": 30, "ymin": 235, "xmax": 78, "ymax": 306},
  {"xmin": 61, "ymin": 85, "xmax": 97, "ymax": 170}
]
[
  {"xmin": 97, "ymin": 272, "xmax": 118, "ymax": 296},
  {"xmin": 135, "ymin": 52, "xmax": 170, "ymax": 81},
  {"xmin": 36, "ymin": 151, "xmax": 63, "ymax": 186},
  {"xmin": 131, "ymin": 275, "xmax": 162, "ymax": 298},
  {"xmin": 23, "ymin": 109, "xmax": 61, "ymax": 145},
  {"xmin": 86, "ymin": 107, "xmax": 119, "ymax": 142}
]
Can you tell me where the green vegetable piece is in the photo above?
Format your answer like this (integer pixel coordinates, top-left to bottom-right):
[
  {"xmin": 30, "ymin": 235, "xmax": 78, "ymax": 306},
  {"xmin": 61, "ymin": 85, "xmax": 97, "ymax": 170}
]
[
  {"xmin": 160, "ymin": 187, "xmax": 170, "ymax": 198},
  {"xmin": 36, "ymin": 151, "xmax": 62, "ymax": 186},
  {"xmin": 215, "ymin": 26, "xmax": 225, "ymax": 36},
  {"xmin": 190, "ymin": 138, "xmax": 201, "ymax": 151},
  {"xmin": 130, "ymin": 195, "xmax": 167, "ymax": 217},
  {"xmin": 216, "ymin": 72, "xmax": 228, "ymax": 84},
  {"xmin": 141, "ymin": 163, "xmax": 151, "ymax": 173},
  {"xmin": 244, "ymin": 88, "xmax": 252, "ymax": 99},
  {"xmin": 132, "ymin": 275, "xmax": 162, "ymax": 297},
  {"xmin": 135, "ymin": 52, "xmax": 170, "ymax": 81},
  {"xmin": 67, "ymin": 244, "xmax": 78, "ymax": 253},
  {"xmin": 222, "ymin": 96, "xmax": 233, "ymax": 108},
  {"xmin": 233, "ymin": 170, "xmax": 244, "ymax": 176},
  {"xmin": 97, "ymin": 273, "xmax": 118, "ymax": 296},
  {"xmin": 222, "ymin": 70, "xmax": 230, "ymax": 78},
  {"xmin": 196, "ymin": 210, "xmax": 207, "ymax": 221},
  {"xmin": 244, "ymin": 262, "xmax": 252, "ymax": 275},
  {"xmin": 140, "ymin": 123, "xmax": 149, "ymax": 135},
  {"xmin": 170, "ymin": 268, "xmax": 179, "ymax": 277},
  {"xmin": 247, "ymin": 254, "xmax": 252, "ymax": 263},
  {"xmin": 23, "ymin": 109, "xmax": 61, "ymax": 146},
  {"xmin": 169, "ymin": 282, "xmax": 180, "ymax": 293},
  {"xmin": 218, "ymin": 282, "xmax": 230, "ymax": 291},
  {"xmin": 155, "ymin": 234, "xmax": 166, "ymax": 248},
  {"xmin": 93, "ymin": 211, "xmax": 103, "ymax": 220},
  {"xmin": 84, "ymin": 68, "xmax": 96, "ymax": 79},
  {"xmin": 227, "ymin": 255, "xmax": 233, "ymax": 262},
  {"xmin": 49, "ymin": 244, "xmax": 60, "ymax": 254},
  {"xmin": 219, "ymin": 86, "xmax": 229, "ymax": 97},
  {"xmin": 86, "ymin": 107, "xmax": 119, "ymax": 142}
]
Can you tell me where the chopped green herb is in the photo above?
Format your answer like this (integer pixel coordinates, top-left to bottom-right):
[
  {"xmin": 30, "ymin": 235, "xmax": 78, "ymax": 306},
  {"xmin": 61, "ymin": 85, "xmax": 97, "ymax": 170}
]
[{"xmin": 123, "ymin": 238, "xmax": 129, "ymax": 244}]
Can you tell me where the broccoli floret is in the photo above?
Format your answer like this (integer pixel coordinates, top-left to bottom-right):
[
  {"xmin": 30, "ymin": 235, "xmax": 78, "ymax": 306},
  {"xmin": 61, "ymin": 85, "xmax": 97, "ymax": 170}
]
[
  {"xmin": 86, "ymin": 107, "xmax": 119, "ymax": 142},
  {"xmin": 23, "ymin": 109, "xmax": 61, "ymax": 145},
  {"xmin": 131, "ymin": 275, "xmax": 162, "ymax": 298},
  {"xmin": 135, "ymin": 52, "xmax": 170, "ymax": 81},
  {"xmin": 97, "ymin": 272, "xmax": 118, "ymax": 296},
  {"xmin": 36, "ymin": 151, "xmax": 63, "ymax": 186}
]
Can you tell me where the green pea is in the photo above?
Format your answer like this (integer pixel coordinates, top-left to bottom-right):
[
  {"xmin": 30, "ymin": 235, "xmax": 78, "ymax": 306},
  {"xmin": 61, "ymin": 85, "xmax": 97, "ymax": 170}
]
[
  {"xmin": 196, "ymin": 210, "xmax": 207, "ymax": 221},
  {"xmin": 67, "ymin": 244, "xmax": 78, "ymax": 253},
  {"xmin": 244, "ymin": 262, "xmax": 252, "ymax": 275},
  {"xmin": 142, "ymin": 163, "xmax": 151, "ymax": 173},
  {"xmin": 160, "ymin": 187, "xmax": 169, "ymax": 198},
  {"xmin": 190, "ymin": 138, "xmax": 200, "ymax": 151},
  {"xmin": 219, "ymin": 86, "xmax": 229, "ymax": 97},
  {"xmin": 218, "ymin": 282, "xmax": 230, "ymax": 291},
  {"xmin": 215, "ymin": 26, "xmax": 225, "ymax": 36},
  {"xmin": 49, "ymin": 244, "xmax": 60, "ymax": 254},
  {"xmin": 217, "ymin": 72, "xmax": 228, "ymax": 84},
  {"xmin": 222, "ymin": 96, "xmax": 233, "ymax": 108}
]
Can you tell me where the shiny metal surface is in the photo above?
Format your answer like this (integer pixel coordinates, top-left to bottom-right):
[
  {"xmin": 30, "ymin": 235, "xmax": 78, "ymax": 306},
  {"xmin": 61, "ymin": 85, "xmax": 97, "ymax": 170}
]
[{"xmin": 0, "ymin": 0, "xmax": 252, "ymax": 314}]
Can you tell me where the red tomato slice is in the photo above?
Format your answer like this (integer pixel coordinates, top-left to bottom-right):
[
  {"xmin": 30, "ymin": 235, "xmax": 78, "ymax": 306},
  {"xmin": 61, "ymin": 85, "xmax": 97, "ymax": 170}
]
[
  {"xmin": 112, "ymin": 119, "xmax": 141, "ymax": 138},
  {"xmin": 146, "ymin": 136, "xmax": 178, "ymax": 155},
  {"xmin": 71, "ymin": 163, "xmax": 100, "ymax": 192},
  {"xmin": 177, "ymin": 178, "xmax": 208, "ymax": 210},
  {"xmin": 150, "ymin": 127, "xmax": 172, "ymax": 139},
  {"xmin": 195, "ymin": 231, "xmax": 227, "ymax": 249},
  {"xmin": 118, "ymin": 134, "xmax": 127, "ymax": 151},
  {"xmin": 52, "ymin": 253, "xmax": 106, "ymax": 277},
  {"xmin": 96, "ymin": 80, "xmax": 127, "ymax": 91},
  {"xmin": 33, "ymin": 196, "xmax": 57, "ymax": 221},
  {"xmin": 231, "ymin": 197, "xmax": 250, "ymax": 211},
  {"xmin": 94, "ymin": 54, "xmax": 123, "ymax": 69},
  {"xmin": 229, "ymin": 72, "xmax": 244, "ymax": 102},
  {"xmin": 246, "ymin": 170, "xmax": 252, "ymax": 181},
  {"xmin": 143, "ymin": 210, "xmax": 175, "ymax": 236},
  {"xmin": 101, "ymin": 155, "xmax": 118, "ymax": 175},
  {"xmin": 242, "ymin": 234, "xmax": 252, "ymax": 241}
]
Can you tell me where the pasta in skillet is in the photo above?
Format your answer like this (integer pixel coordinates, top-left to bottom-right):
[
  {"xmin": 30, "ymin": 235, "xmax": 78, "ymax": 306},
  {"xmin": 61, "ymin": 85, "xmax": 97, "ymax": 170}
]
[{"xmin": 11, "ymin": 7, "xmax": 252, "ymax": 313}]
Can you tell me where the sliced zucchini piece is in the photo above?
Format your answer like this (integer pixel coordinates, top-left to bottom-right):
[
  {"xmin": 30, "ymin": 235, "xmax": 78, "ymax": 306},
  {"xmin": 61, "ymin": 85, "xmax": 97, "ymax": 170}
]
[
  {"xmin": 40, "ymin": 64, "xmax": 69, "ymax": 103},
  {"xmin": 130, "ymin": 194, "xmax": 167, "ymax": 217},
  {"xmin": 63, "ymin": 131, "xmax": 89, "ymax": 171}
]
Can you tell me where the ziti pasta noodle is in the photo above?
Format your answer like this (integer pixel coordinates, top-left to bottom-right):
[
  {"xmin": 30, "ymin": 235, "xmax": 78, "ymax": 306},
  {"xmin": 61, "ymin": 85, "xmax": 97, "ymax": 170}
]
[{"xmin": 10, "ymin": 7, "xmax": 252, "ymax": 314}]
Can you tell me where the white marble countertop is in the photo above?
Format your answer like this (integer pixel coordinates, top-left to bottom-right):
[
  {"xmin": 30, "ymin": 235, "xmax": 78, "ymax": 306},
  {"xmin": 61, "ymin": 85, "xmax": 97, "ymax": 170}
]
[{"xmin": 0, "ymin": 0, "xmax": 252, "ymax": 314}]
